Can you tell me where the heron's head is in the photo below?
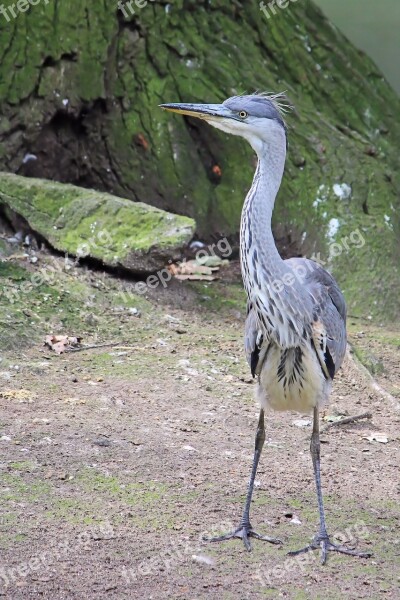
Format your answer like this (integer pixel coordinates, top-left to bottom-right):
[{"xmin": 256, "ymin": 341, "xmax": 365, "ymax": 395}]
[{"xmin": 160, "ymin": 92, "xmax": 289, "ymax": 154}]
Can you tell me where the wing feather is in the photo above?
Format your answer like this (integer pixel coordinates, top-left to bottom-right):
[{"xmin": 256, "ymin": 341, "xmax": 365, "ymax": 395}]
[
  {"xmin": 245, "ymin": 303, "xmax": 270, "ymax": 377},
  {"xmin": 244, "ymin": 258, "xmax": 346, "ymax": 381},
  {"xmin": 286, "ymin": 257, "xmax": 347, "ymax": 378}
]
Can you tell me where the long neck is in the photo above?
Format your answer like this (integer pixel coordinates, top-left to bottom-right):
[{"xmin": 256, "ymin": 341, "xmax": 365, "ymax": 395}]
[
  {"xmin": 240, "ymin": 127, "xmax": 309, "ymax": 346},
  {"xmin": 241, "ymin": 128, "xmax": 287, "ymax": 289}
]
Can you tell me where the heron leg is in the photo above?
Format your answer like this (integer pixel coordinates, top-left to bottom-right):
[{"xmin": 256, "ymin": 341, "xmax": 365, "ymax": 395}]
[
  {"xmin": 288, "ymin": 406, "xmax": 372, "ymax": 565},
  {"xmin": 205, "ymin": 409, "xmax": 282, "ymax": 551}
]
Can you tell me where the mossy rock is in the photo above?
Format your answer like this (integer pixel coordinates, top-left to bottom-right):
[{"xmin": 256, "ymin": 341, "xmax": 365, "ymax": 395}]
[{"xmin": 0, "ymin": 172, "xmax": 195, "ymax": 273}]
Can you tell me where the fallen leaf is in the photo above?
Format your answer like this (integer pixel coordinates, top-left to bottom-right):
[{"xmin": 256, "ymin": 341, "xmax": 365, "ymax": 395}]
[
  {"xmin": 45, "ymin": 335, "xmax": 82, "ymax": 354},
  {"xmin": 177, "ymin": 261, "xmax": 216, "ymax": 275},
  {"xmin": 135, "ymin": 132, "xmax": 149, "ymax": 150},
  {"xmin": 196, "ymin": 255, "xmax": 228, "ymax": 268},
  {"xmin": 0, "ymin": 389, "xmax": 37, "ymax": 403},
  {"xmin": 169, "ymin": 258, "xmax": 223, "ymax": 281},
  {"xmin": 173, "ymin": 274, "xmax": 217, "ymax": 281},
  {"xmin": 363, "ymin": 433, "xmax": 389, "ymax": 444},
  {"xmin": 64, "ymin": 397, "xmax": 86, "ymax": 405},
  {"xmin": 2, "ymin": 253, "xmax": 29, "ymax": 262},
  {"xmin": 192, "ymin": 554, "xmax": 215, "ymax": 566},
  {"xmin": 323, "ymin": 414, "xmax": 345, "ymax": 423},
  {"xmin": 212, "ymin": 164, "xmax": 222, "ymax": 177}
]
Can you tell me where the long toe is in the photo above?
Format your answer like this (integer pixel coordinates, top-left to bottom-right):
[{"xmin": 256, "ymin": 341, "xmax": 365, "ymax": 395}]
[
  {"xmin": 327, "ymin": 541, "xmax": 372, "ymax": 560},
  {"xmin": 251, "ymin": 531, "xmax": 283, "ymax": 544},
  {"xmin": 288, "ymin": 534, "xmax": 372, "ymax": 565},
  {"xmin": 206, "ymin": 524, "xmax": 282, "ymax": 552}
]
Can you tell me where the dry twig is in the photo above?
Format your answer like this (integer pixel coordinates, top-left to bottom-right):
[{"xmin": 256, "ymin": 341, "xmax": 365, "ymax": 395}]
[{"xmin": 321, "ymin": 412, "xmax": 372, "ymax": 433}]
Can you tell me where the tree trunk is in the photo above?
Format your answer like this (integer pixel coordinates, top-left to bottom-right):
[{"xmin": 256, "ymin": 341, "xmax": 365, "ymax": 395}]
[{"xmin": 0, "ymin": 0, "xmax": 399, "ymax": 319}]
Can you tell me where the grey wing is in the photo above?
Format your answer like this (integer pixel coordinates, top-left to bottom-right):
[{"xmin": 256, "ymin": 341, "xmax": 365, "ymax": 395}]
[
  {"xmin": 286, "ymin": 257, "xmax": 347, "ymax": 377},
  {"xmin": 245, "ymin": 303, "xmax": 270, "ymax": 378},
  {"xmin": 244, "ymin": 304, "xmax": 259, "ymax": 376}
]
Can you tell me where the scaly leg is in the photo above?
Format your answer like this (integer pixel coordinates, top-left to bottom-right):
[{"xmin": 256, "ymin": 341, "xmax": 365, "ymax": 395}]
[
  {"xmin": 205, "ymin": 409, "xmax": 282, "ymax": 551},
  {"xmin": 288, "ymin": 406, "xmax": 372, "ymax": 565}
]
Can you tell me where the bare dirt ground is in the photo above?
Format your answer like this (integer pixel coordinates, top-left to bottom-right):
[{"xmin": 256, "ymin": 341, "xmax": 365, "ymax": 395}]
[{"xmin": 0, "ymin": 256, "xmax": 399, "ymax": 599}]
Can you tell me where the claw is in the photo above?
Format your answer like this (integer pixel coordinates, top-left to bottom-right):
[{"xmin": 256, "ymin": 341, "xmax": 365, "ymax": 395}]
[
  {"xmin": 288, "ymin": 533, "xmax": 372, "ymax": 565},
  {"xmin": 204, "ymin": 524, "xmax": 282, "ymax": 552}
]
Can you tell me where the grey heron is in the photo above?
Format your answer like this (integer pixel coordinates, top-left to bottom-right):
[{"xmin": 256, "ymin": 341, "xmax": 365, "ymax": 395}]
[{"xmin": 160, "ymin": 93, "xmax": 371, "ymax": 564}]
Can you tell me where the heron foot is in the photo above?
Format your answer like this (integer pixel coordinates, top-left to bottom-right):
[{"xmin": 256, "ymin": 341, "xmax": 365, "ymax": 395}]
[
  {"xmin": 204, "ymin": 523, "xmax": 282, "ymax": 552},
  {"xmin": 288, "ymin": 533, "xmax": 372, "ymax": 565}
]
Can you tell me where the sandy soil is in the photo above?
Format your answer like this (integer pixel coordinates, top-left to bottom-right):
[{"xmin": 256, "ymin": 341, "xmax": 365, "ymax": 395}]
[{"xmin": 0, "ymin": 259, "xmax": 399, "ymax": 600}]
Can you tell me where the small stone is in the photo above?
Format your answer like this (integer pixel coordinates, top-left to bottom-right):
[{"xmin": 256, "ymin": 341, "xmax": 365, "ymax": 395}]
[
  {"xmin": 93, "ymin": 438, "xmax": 112, "ymax": 447},
  {"xmin": 292, "ymin": 419, "xmax": 312, "ymax": 428},
  {"xmin": 290, "ymin": 515, "xmax": 302, "ymax": 525}
]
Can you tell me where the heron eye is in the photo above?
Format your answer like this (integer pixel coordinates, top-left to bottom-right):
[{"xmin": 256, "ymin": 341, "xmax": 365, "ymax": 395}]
[{"xmin": 239, "ymin": 111, "xmax": 248, "ymax": 119}]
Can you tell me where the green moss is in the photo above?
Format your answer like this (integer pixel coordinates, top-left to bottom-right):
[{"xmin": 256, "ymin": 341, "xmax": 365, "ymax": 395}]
[
  {"xmin": 0, "ymin": 262, "xmax": 30, "ymax": 281},
  {"xmin": 0, "ymin": 0, "xmax": 399, "ymax": 320},
  {"xmin": 2, "ymin": 474, "xmax": 51, "ymax": 503},
  {"xmin": 189, "ymin": 280, "xmax": 246, "ymax": 315},
  {"xmin": 76, "ymin": 468, "xmax": 169, "ymax": 506},
  {"xmin": 291, "ymin": 592, "xmax": 312, "ymax": 600},
  {"xmin": 0, "ymin": 261, "xmax": 95, "ymax": 348},
  {"xmin": 0, "ymin": 172, "xmax": 195, "ymax": 273},
  {"xmin": 8, "ymin": 461, "xmax": 37, "ymax": 471},
  {"xmin": 352, "ymin": 346, "xmax": 385, "ymax": 376},
  {"xmin": 84, "ymin": 348, "xmax": 178, "ymax": 380},
  {"xmin": 261, "ymin": 590, "xmax": 282, "ymax": 598},
  {"xmin": 44, "ymin": 498, "xmax": 104, "ymax": 525},
  {"xmin": 74, "ymin": 468, "xmax": 201, "ymax": 530},
  {"xmin": 0, "ymin": 513, "xmax": 17, "ymax": 528},
  {"xmin": 0, "ymin": 248, "xmax": 157, "ymax": 351}
]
